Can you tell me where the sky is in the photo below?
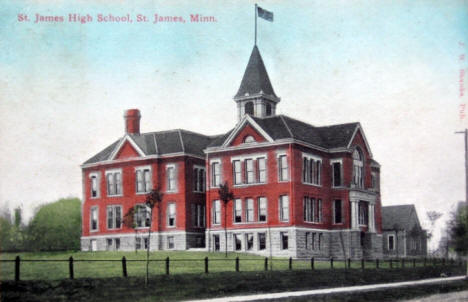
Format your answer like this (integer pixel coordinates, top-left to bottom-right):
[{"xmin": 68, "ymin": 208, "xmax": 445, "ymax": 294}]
[{"xmin": 0, "ymin": 0, "xmax": 467, "ymax": 249}]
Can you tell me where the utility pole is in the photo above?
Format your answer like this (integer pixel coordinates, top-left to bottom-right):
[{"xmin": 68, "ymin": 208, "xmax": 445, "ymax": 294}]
[
  {"xmin": 455, "ymin": 129, "xmax": 468, "ymax": 275},
  {"xmin": 455, "ymin": 129, "xmax": 468, "ymax": 204}
]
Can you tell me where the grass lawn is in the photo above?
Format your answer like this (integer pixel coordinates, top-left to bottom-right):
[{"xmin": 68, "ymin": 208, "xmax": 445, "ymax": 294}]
[
  {"xmin": 0, "ymin": 251, "xmax": 442, "ymax": 281},
  {"xmin": 1, "ymin": 266, "xmax": 466, "ymax": 302}
]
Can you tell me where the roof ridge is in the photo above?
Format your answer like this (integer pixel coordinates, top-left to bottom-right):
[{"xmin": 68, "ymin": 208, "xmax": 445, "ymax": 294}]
[
  {"xmin": 153, "ymin": 133, "xmax": 159, "ymax": 154},
  {"xmin": 178, "ymin": 129, "xmax": 185, "ymax": 152},
  {"xmin": 279, "ymin": 115, "xmax": 294, "ymax": 138}
]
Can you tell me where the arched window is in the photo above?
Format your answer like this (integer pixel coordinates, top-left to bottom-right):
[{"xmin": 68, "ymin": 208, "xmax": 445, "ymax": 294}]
[
  {"xmin": 243, "ymin": 135, "xmax": 255, "ymax": 143},
  {"xmin": 266, "ymin": 103, "xmax": 272, "ymax": 116},
  {"xmin": 245, "ymin": 102, "xmax": 254, "ymax": 115},
  {"xmin": 352, "ymin": 148, "xmax": 364, "ymax": 188}
]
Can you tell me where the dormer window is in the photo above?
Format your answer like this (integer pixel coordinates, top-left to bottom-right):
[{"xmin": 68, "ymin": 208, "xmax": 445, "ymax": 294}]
[
  {"xmin": 243, "ymin": 135, "xmax": 255, "ymax": 143},
  {"xmin": 266, "ymin": 104, "xmax": 272, "ymax": 116},
  {"xmin": 245, "ymin": 102, "xmax": 254, "ymax": 115}
]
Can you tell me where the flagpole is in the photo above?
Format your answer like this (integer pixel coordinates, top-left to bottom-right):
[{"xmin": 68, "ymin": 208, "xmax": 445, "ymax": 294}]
[{"xmin": 255, "ymin": 3, "xmax": 257, "ymax": 45}]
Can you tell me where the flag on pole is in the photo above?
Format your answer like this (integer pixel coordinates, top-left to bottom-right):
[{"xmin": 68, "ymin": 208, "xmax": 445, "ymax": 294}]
[{"xmin": 257, "ymin": 6, "xmax": 273, "ymax": 22}]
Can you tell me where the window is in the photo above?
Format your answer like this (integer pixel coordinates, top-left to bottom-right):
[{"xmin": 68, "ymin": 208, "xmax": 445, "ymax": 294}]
[
  {"xmin": 304, "ymin": 197, "xmax": 321, "ymax": 223},
  {"xmin": 193, "ymin": 167, "xmax": 206, "ymax": 192},
  {"xmin": 135, "ymin": 204, "xmax": 150, "ymax": 228},
  {"xmin": 211, "ymin": 162, "xmax": 221, "ymax": 187},
  {"xmin": 312, "ymin": 233, "xmax": 316, "ymax": 250},
  {"xmin": 358, "ymin": 201, "xmax": 368, "ymax": 225},
  {"xmin": 167, "ymin": 203, "xmax": 176, "ymax": 227},
  {"xmin": 136, "ymin": 237, "xmax": 142, "ymax": 250},
  {"xmin": 234, "ymin": 199, "xmax": 242, "ymax": 223},
  {"xmin": 192, "ymin": 204, "xmax": 205, "ymax": 227},
  {"xmin": 167, "ymin": 166, "xmax": 176, "ymax": 192},
  {"xmin": 279, "ymin": 195, "xmax": 289, "ymax": 222},
  {"xmin": 258, "ymin": 233, "xmax": 266, "ymax": 250},
  {"xmin": 106, "ymin": 171, "xmax": 122, "ymax": 196},
  {"xmin": 233, "ymin": 160, "xmax": 242, "ymax": 185},
  {"xmin": 245, "ymin": 159, "xmax": 255, "ymax": 184},
  {"xmin": 334, "ymin": 200, "xmax": 342, "ymax": 224},
  {"xmin": 115, "ymin": 238, "xmax": 120, "ymax": 251},
  {"xmin": 302, "ymin": 155, "xmax": 322, "ymax": 185},
  {"xmin": 243, "ymin": 135, "xmax": 255, "ymax": 143},
  {"xmin": 258, "ymin": 197, "xmax": 267, "ymax": 222},
  {"xmin": 353, "ymin": 148, "xmax": 364, "ymax": 188},
  {"xmin": 213, "ymin": 200, "xmax": 221, "ymax": 225},
  {"xmin": 318, "ymin": 233, "xmax": 323, "ymax": 250},
  {"xmin": 332, "ymin": 161, "xmax": 342, "ymax": 187},
  {"xmin": 281, "ymin": 232, "xmax": 289, "ymax": 250},
  {"xmin": 278, "ymin": 155, "xmax": 289, "ymax": 181},
  {"xmin": 90, "ymin": 239, "xmax": 97, "ymax": 251},
  {"xmin": 136, "ymin": 167, "xmax": 152, "ymax": 193},
  {"xmin": 90, "ymin": 207, "xmax": 98, "ymax": 231},
  {"xmin": 245, "ymin": 199, "xmax": 254, "ymax": 222},
  {"xmin": 106, "ymin": 239, "xmax": 112, "ymax": 251},
  {"xmin": 257, "ymin": 158, "xmax": 266, "ymax": 183},
  {"xmin": 388, "ymin": 235, "xmax": 395, "ymax": 250},
  {"xmin": 266, "ymin": 103, "xmax": 272, "ymax": 116},
  {"xmin": 303, "ymin": 197, "xmax": 313, "ymax": 222},
  {"xmin": 167, "ymin": 236, "xmax": 174, "ymax": 249},
  {"xmin": 305, "ymin": 232, "xmax": 310, "ymax": 250},
  {"xmin": 213, "ymin": 234, "xmax": 220, "ymax": 251},
  {"xmin": 316, "ymin": 199, "xmax": 322, "ymax": 223},
  {"xmin": 371, "ymin": 172, "xmax": 379, "ymax": 190},
  {"xmin": 90, "ymin": 174, "xmax": 99, "ymax": 198},
  {"xmin": 107, "ymin": 205, "xmax": 122, "ymax": 229},
  {"xmin": 246, "ymin": 233, "xmax": 254, "ymax": 250},
  {"xmin": 245, "ymin": 102, "xmax": 254, "ymax": 115},
  {"xmin": 234, "ymin": 234, "xmax": 242, "ymax": 251}
]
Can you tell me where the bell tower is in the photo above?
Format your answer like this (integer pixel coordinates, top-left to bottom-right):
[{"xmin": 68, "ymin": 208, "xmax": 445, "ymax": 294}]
[{"xmin": 234, "ymin": 45, "xmax": 280, "ymax": 121}]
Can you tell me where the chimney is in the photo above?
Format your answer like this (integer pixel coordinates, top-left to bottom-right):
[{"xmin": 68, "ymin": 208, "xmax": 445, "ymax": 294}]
[{"xmin": 124, "ymin": 109, "xmax": 141, "ymax": 135}]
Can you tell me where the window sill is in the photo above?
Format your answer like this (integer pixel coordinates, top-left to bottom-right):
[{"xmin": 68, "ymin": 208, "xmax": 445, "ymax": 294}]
[
  {"xmin": 302, "ymin": 182, "xmax": 321, "ymax": 187},
  {"xmin": 107, "ymin": 194, "xmax": 123, "ymax": 198},
  {"xmin": 135, "ymin": 227, "xmax": 150, "ymax": 230},
  {"xmin": 233, "ymin": 221, "xmax": 264, "ymax": 225},
  {"xmin": 167, "ymin": 225, "xmax": 176, "ymax": 228},
  {"xmin": 90, "ymin": 229, "xmax": 99, "ymax": 233},
  {"xmin": 278, "ymin": 180, "xmax": 290, "ymax": 183},
  {"xmin": 193, "ymin": 190, "xmax": 206, "ymax": 193},
  {"xmin": 304, "ymin": 221, "xmax": 322, "ymax": 224},
  {"xmin": 233, "ymin": 182, "xmax": 267, "ymax": 188},
  {"xmin": 333, "ymin": 222, "xmax": 344, "ymax": 225},
  {"xmin": 136, "ymin": 191, "xmax": 151, "ymax": 195},
  {"xmin": 166, "ymin": 190, "xmax": 178, "ymax": 194},
  {"xmin": 90, "ymin": 196, "xmax": 100, "ymax": 199}
]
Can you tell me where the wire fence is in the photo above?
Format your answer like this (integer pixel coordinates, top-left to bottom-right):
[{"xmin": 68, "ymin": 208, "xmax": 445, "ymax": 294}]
[{"xmin": 0, "ymin": 256, "xmax": 462, "ymax": 281}]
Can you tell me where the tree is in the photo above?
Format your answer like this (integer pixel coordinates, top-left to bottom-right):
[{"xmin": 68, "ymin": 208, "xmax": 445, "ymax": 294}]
[
  {"xmin": 447, "ymin": 204, "xmax": 468, "ymax": 256},
  {"xmin": 144, "ymin": 188, "xmax": 163, "ymax": 286},
  {"xmin": 123, "ymin": 207, "xmax": 138, "ymax": 253},
  {"xmin": 218, "ymin": 182, "xmax": 233, "ymax": 258},
  {"xmin": 27, "ymin": 198, "xmax": 81, "ymax": 251}
]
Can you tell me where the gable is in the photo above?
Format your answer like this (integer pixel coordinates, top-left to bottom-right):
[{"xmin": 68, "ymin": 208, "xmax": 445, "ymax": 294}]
[
  {"xmin": 114, "ymin": 140, "xmax": 141, "ymax": 159},
  {"xmin": 348, "ymin": 127, "xmax": 373, "ymax": 159},
  {"xmin": 229, "ymin": 124, "xmax": 267, "ymax": 146}
]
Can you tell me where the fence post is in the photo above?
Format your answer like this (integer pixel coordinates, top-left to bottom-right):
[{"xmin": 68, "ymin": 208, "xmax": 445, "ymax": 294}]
[
  {"xmin": 289, "ymin": 257, "xmax": 292, "ymax": 270},
  {"xmin": 401, "ymin": 258, "xmax": 405, "ymax": 268},
  {"xmin": 166, "ymin": 257, "xmax": 170, "ymax": 275},
  {"xmin": 235, "ymin": 257, "xmax": 239, "ymax": 272},
  {"xmin": 390, "ymin": 259, "xmax": 393, "ymax": 269},
  {"xmin": 330, "ymin": 257, "xmax": 334, "ymax": 269},
  {"xmin": 264, "ymin": 257, "xmax": 268, "ymax": 271},
  {"xmin": 122, "ymin": 256, "xmax": 128, "ymax": 277},
  {"xmin": 311, "ymin": 257, "xmax": 314, "ymax": 270},
  {"xmin": 204, "ymin": 257, "xmax": 209, "ymax": 274},
  {"xmin": 376, "ymin": 258, "xmax": 379, "ymax": 269},
  {"xmin": 69, "ymin": 256, "xmax": 74, "ymax": 280},
  {"xmin": 361, "ymin": 258, "xmax": 364, "ymax": 270},
  {"xmin": 15, "ymin": 256, "xmax": 20, "ymax": 282},
  {"xmin": 347, "ymin": 258, "xmax": 351, "ymax": 269},
  {"xmin": 412, "ymin": 258, "xmax": 416, "ymax": 268},
  {"xmin": 424, "ymin": 257, "xmax": 426, "ymax": 267}
]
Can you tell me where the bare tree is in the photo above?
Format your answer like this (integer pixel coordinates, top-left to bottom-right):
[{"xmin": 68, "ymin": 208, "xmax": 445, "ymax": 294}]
[
  {"xmin": 144, "ymin": 188, "xmax": 163, "ymax": 286},
  {"xmin": 426, "ymin": 211, "xmax": 443, "ymax": 240},
  {"xmin": 218, "ymin": 182, "xmax": 233, "ymax": 258}
]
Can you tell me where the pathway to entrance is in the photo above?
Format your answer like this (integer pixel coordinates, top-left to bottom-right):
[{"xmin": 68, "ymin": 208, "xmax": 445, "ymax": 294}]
[{"xmin": 185, "ymin": 276, "xmax": 466, "ymax": 302}]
